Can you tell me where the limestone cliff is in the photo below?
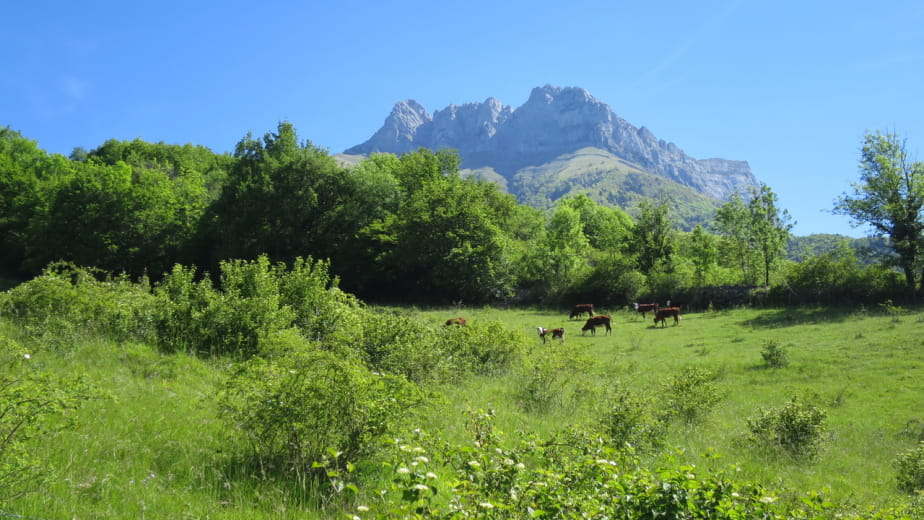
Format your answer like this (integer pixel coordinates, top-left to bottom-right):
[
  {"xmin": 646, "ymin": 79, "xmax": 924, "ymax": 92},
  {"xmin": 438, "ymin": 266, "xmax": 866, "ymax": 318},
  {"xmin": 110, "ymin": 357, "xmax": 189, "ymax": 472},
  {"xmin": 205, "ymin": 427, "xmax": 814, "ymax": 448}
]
[{"xmin": 344, "ymin": 85, "xmax": 759, "ymax": 202}]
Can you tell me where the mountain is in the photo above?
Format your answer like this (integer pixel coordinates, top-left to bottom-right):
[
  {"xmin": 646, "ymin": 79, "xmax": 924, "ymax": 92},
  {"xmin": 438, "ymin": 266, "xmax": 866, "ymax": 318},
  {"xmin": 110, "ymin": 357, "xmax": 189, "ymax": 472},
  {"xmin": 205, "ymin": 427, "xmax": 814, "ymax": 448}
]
[{"xmin": 341, "ymin": 85, "xmax": 761, "ymax": 226}]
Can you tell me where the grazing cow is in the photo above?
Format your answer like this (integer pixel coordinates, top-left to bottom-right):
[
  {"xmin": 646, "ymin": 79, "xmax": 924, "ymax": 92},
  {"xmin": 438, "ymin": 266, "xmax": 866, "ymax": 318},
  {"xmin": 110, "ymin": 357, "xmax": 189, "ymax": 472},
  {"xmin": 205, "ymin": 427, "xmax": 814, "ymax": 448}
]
[
  {"xmin": 633, "ymin": 302, "xmax": 660, "ymax": 319},
  {"xmin": 653, "ymin": 307, "xmax": 681, "ymax": 327},
  {"xmin": 581, "ymin": 315, "xmax": 612, "ymax": 336},
  {"xmin": 445, "ymin": 317, "xmax": 467, "ymax": 326},
  {"xmin": 569, "ymin": 304, "xmax": 595, "ymax": 320},
  {"xmin": 537, "ymin": 326, "xmax": 565, "ymax": 344}
]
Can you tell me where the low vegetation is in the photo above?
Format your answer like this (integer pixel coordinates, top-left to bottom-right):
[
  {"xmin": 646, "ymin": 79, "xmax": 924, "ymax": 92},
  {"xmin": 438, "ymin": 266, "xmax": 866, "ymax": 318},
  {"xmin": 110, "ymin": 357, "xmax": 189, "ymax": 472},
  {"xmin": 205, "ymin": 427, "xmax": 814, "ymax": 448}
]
[{"xmin": 1, "ymin": 263, "xmax": 924, "ymax": 518}]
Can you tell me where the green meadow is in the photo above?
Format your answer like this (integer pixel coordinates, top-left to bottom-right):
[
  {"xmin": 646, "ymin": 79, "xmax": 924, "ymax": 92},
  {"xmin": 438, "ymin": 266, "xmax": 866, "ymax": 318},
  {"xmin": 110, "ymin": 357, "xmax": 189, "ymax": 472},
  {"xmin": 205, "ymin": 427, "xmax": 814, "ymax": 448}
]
[
  {"xmin": 417, "ymin": 305, "xmax": 924, "ymax": 504},
  {"xmin": 4, "ymin": 301, "xmax": 924, "ymax": 518}
]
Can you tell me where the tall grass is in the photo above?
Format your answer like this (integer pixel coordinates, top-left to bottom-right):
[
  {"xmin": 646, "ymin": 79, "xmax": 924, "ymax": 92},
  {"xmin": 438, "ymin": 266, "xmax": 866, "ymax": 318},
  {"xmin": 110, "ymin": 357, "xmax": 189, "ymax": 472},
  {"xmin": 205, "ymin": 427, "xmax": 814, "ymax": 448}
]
[
  {"xmin": 3, "ymin": 301, "xmax": 924, "ymax": 517},
  {"xmin": 412, "ymin": 304, "xmax": 924, "ymax": 508}
]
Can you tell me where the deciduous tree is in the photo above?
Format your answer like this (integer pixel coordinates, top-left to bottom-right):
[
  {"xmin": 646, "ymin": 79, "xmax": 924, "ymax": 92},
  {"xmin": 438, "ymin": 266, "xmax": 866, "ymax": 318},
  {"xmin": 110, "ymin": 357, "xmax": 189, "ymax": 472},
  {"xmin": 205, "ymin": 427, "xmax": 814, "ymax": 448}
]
[
  {"xmin": 203, "ymin": 122, "xmax": 346, "ymax": 268},
  {"xmin": 748, "ymin": 183, "xmax": 793, "ymax": 287},
  {"xmin": 714, "ymin": 183, "xmax": 792, "ymax": 287},
  {"xmin": 834, "ymin": 131, "xmax": 924, "ymax": 296},
  {"xmin": 632, "ymin": 199, "xmax": 675, "ymax": 274}
]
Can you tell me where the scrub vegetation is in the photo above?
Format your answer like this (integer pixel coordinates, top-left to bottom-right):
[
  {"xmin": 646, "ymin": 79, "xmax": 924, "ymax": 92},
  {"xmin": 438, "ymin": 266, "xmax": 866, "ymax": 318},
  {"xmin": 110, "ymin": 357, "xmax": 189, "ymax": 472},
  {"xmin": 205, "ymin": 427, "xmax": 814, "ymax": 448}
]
[{"xmin": 1, "ymin": 265, "xmax": 924, "ymax": 518}]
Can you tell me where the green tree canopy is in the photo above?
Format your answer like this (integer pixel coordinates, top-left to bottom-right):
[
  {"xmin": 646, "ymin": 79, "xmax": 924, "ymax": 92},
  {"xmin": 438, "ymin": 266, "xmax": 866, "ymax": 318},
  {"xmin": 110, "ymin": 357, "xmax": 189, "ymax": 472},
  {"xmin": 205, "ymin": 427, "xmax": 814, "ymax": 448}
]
[
  {"xmin": 632, "ymin": 198, "xmax": 675, "ymax": 274},
  {"xmin": 834, "ymin": 131, "xmax": 924, "ymax": 295},
  {"xmin": 376, "ymin": 167, "xmax": 516, "ymax": 302},
  {"xmin": 202, "ymin": 122, "xmax": 346, "ymax": 268},
  {"xmin": 748, "ymin": 183, "xmax": 793, "ymax": 287},
  {"xmin": 713, "ymin": 183, "xmax": 792, "ymax": 287}
]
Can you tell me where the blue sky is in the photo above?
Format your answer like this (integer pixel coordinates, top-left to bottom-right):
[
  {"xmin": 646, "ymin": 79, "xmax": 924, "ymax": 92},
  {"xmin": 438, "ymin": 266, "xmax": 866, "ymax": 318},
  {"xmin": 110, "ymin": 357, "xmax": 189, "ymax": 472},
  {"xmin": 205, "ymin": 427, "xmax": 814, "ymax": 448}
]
[{"xmin": 4, "ymin": 0, "xmax": 924, "ymax": 238}]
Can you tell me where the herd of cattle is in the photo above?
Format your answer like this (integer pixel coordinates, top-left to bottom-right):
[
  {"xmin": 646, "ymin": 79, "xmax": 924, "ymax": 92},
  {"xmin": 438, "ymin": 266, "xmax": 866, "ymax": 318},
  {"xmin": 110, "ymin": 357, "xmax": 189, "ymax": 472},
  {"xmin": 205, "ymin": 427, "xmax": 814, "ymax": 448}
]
[{"xmin": 445, "ymin": 301, "xmax": 683, "ymax": 343}]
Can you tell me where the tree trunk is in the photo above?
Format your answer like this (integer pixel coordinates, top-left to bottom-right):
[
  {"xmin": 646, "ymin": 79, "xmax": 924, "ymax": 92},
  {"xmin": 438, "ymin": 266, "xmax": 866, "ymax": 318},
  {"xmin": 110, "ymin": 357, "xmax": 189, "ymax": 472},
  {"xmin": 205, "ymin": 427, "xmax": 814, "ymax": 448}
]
[{"xmin": 902, "ymin": 265, "xmax": 916, "ymax": 299}]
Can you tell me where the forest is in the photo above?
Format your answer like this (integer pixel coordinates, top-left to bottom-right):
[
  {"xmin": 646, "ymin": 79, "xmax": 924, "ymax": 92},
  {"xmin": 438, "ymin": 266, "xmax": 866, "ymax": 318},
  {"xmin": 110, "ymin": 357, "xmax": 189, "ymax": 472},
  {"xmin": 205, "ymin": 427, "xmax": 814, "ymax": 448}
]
[
  {"xmin": 1, "ymin": 122, "xmax": 919, "ymax": 307},
  {"xmin": 2, "ymin": 122, "xmax": 924, "ymax": 518}
]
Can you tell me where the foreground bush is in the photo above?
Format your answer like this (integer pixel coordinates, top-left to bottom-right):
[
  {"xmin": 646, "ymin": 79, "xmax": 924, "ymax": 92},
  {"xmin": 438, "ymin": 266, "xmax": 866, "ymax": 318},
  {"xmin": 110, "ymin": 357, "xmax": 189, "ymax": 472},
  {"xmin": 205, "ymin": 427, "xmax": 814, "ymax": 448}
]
[
  {"xmin": 0, "ymin": 334, "xmax": 91, "ymax": 504},
  {"xmin": 436, "ymin": 319, "xmax": 526, "ymax": 377},
  {"xmin": 747, "ymin": 396, "xmax": 828, "ymax": 459},
  {"xmin": 658, "ymin": 366, "xmax": 723, "ymax": 425},
  {"xmin": 895, "ymin": 441, "xmax": 924, "ymax": 493},
  {"xmin": 371, "ymin": 412, "xmax": 917, "ymax": 519},
  {"xmin": 513, "ymin": 348, "xmax": 592, "ymax": 414},
  {"xmin": 761, "ymin": 339, "xmax": 790, "ymax": 368},
  {"xmin": 154, "ymin": 258, "xmax": 296, "ymax": 357},
  {"xmin": 219, "ymin": 343, "xmax": 421, "ymax": 476},
  {"xmin": 597, "ymin": 381, "xmax": 668, "ymax": 451},
  {"xmin": 0, "ymin": 262, "xmax": 158, "ymax": 345}
]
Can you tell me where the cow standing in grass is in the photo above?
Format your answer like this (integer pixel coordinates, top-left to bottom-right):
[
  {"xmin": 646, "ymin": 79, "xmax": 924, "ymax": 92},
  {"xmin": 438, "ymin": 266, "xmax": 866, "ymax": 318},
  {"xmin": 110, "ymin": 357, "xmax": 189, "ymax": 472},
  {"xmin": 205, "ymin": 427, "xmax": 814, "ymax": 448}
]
[
  {"xmin": 633, "ymin": 302, "xmax": 660, "ymax": 319},
  {"xmin": 537, "ymin": 326, "xmax": 565, "ymax": 344},
  {"xmin": 581, "ymin": 315, "xmax": 612, "ymax": 336},
  {"xmin": 569, "ymin": 304, "xmax": 595, "ymax": 320},
  {"xmin": 653, "ymin": 307, "xmax": 681, "ymax": 327}
]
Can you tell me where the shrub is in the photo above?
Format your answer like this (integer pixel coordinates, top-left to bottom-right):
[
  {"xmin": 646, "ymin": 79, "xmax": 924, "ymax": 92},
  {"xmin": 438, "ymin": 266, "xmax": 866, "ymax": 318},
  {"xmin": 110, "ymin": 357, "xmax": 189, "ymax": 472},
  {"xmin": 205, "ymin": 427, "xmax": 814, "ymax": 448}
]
[
  {"xmin": 0, "ymin": 334, "xmax": 91, "ymax": 502},
  {"xmin": 219, "ymin": 344, "xmax": 420, "ymax": 475},
  {"xmin": 761, "ymin": 339, "xmax": 789, "ymax": 368},
  {"xmin": 513, "ymin": 350, "xmax": 589, "ymax": 413},
  {"xmin": 0, "ymin": 262, "xmax": 158, "ymax": 345},
  {"xmin": 154, "ymin": 255, "xmax": 355, "ymax": 358},
  {"xmin": 658, "ymin": 366, "xmax": 723, "ymax": 425},
  {"xmin": 895, "ymin": 441, "xmax": 924, "ymax": 493},
  {"xmin": 152, "ymin": 263, "xmax": 221, "ymax": 354},
  {"xmin": 880, "ymin": 299, "xmax": 906, "ymax": 322},
  {"xmin": 436, "ymin": 319, "xmax": 525, "ymax": 376},
  {"xmin": 747, "ymin": 396, "xmax": 828, "ymax": 458},
  {"xmin": 277, "ymin": 256, "xmax": 362, "ymax": 343},
  {"xmin": 380, "ymin": 416, "xmax": 793, "ymax": 519},
  {"xmin": 355, "ymin": 309, "xmax": 451, "ymax": 385},
  {"xmin": 597, "ymin": 382, "xmax": 667, "ymax": 450}
]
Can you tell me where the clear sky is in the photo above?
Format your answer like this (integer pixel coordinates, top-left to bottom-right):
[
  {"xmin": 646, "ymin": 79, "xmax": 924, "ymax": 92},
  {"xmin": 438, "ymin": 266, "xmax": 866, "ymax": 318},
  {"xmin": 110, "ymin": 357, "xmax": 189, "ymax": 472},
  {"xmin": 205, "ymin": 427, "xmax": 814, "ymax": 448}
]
[{"xmin": 4, "ymin": 0, "xmax": 924, "ymax": 238}]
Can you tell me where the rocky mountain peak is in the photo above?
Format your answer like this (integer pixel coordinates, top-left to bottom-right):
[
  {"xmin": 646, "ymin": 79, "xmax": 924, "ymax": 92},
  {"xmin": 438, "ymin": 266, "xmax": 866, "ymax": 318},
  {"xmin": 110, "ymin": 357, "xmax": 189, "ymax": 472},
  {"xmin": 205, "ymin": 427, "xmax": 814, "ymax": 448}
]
[{"xmin": 343, "ymin": 85, "xmax": 759, "ymax": 201}]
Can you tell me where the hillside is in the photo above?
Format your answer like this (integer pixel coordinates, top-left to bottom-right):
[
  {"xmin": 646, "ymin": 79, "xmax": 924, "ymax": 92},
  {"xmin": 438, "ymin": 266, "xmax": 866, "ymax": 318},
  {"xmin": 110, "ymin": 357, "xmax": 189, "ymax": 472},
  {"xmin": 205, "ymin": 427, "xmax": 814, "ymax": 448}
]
[{"xmin": 504, "ymin": 147, "xmax": 722, "ymax": 228}]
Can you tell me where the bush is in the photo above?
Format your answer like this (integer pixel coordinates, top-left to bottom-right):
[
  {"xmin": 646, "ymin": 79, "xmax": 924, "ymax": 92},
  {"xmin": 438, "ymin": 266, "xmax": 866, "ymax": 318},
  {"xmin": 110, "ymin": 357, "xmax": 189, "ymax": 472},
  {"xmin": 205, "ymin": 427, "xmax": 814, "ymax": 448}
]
[
  {"xmin": 219, "ymin": 344, "xmax": 420, "ymax": 475},
  {"xmin": 658, "ymin": 366, "xmax": 723, "ymax": 425},
  {"xmin": 761, "ymin": 339, "xmax": 789, "ymax": 368},
  {"xmin": 879, "ymin": 299, "xmax": 906, "ymax": 322},
  {"xmin": 0, "ymin": 262, "xmax": 158, "ymax": 345},
  {"xmin": 0, "ymin": 334, "xmax": 91, "ymax": 503},
  {"xmin": 747, "ymin": 396, "xmax": 828, "ymax": 458},
  {"xmin": 154, "ymin": 255, "xmax": 356, "ymax": 358},
  {"xmin": 895, "ymin": 441, "xmax": 924, "ymax": 493},
  {"xmin": 355, "ymin": 309, "xmax": 451, "ymax": 385},
  {"xmin": 277, "ymin": 256, "xmax": 362, "ymax": 343},
  {"xmin": 380, "ymin": 416, "xmax": 794, "ymax": 519},
  {"xmin": 597, "ymin": 382, "xmax": 667, "ymax": 450},
  {"xmin": 514, "ymin": 350, "xmax": 589, "ymax": 414},
  {"xmin": 436, "ymin": 319, "xmax": 525, "ymax": 377}
]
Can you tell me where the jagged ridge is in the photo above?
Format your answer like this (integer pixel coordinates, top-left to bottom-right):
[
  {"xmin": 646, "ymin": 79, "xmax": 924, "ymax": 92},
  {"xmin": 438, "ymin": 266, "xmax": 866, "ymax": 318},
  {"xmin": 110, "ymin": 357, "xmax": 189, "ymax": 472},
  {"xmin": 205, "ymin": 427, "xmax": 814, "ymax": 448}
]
[{"xmin": 344, "ymin": 85, "xmax": 759, "ymax": 202}]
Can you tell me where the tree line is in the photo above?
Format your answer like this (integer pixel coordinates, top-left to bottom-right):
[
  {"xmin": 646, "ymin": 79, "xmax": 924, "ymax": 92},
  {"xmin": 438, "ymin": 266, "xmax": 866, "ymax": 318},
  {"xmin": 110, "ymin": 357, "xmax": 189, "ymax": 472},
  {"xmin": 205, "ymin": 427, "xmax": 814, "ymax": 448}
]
[{"xmin": 1, "ymin": 123, "xmax": 920, "ymax": 305}]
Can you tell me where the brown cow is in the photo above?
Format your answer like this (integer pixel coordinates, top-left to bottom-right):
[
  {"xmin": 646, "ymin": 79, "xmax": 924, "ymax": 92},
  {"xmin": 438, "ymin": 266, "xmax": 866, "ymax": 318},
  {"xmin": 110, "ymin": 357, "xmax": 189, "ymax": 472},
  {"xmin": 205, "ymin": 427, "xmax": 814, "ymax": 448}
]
[
  {"xmin": 581, "ymin": 315, "xmax": 612, "ymax": 336},
  {"xmin": 537, "ymin": 326, "xmax": 565, "ymax": 344},
  {"xmin": 569, "ymin": 304, "xmax": 595, "ymax": 320},
  {"xmin": 653, "ymin": 307, "xmax": 681, "ymax": 327},
  {"xmin": 633, "ymin": 302, "xmax": 660, "ymax": 319},
  {"xmin": 445, "ymin": 317, "xmax": 467, "ymax": 326}
]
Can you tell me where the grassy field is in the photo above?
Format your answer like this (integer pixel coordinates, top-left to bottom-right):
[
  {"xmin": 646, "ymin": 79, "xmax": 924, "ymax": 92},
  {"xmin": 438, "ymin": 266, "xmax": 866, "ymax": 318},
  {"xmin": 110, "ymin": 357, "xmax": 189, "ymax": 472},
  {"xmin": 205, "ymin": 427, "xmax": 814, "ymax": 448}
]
[
  {"xmin": 5, "ymin": 303, "xmax": 924, "ymax": 518},
  {"xmin": 411, "ymin": 303, "xmax": 924, "ymax": 508}
]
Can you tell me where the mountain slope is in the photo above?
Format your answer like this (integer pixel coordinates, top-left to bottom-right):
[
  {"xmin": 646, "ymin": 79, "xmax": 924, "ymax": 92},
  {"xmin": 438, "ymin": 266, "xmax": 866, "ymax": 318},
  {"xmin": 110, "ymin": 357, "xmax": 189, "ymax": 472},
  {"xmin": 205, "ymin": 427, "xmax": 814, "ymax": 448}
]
[
  {"xmin": 505, "ymin": 147, "xmax": 723, "ymax": 227},
  {"xmin": 341, "ymin": 85, "xmax": 760, "ymax": 227}
]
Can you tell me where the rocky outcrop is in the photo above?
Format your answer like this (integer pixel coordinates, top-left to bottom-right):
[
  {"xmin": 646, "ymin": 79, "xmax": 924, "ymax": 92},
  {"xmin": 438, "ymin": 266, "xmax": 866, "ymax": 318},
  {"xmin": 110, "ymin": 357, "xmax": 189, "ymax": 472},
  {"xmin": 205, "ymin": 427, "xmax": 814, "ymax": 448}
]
[
  {"xmin": 352, "ymin": 100, "xmax": 430, "ymax": 155},
  {"xmin": 344, "ymin": 85, "xmax": 759, "ymax": 201}
]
